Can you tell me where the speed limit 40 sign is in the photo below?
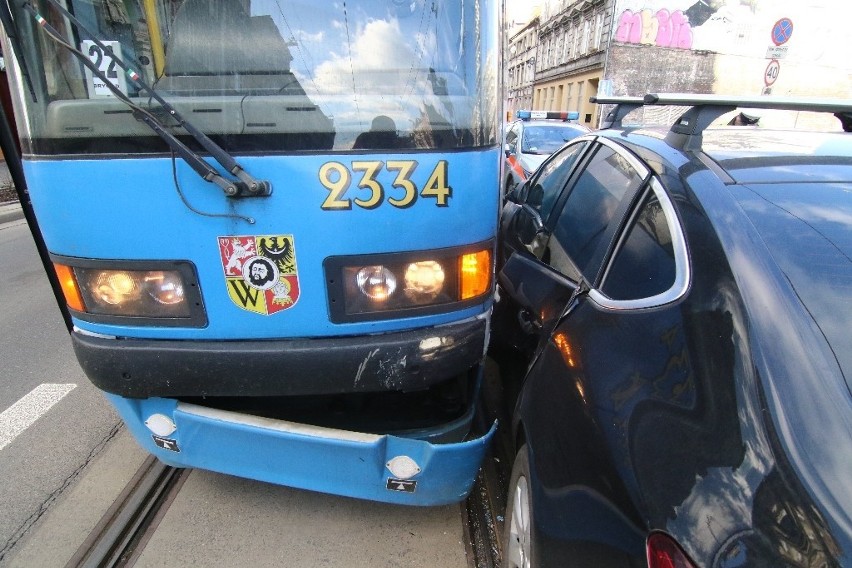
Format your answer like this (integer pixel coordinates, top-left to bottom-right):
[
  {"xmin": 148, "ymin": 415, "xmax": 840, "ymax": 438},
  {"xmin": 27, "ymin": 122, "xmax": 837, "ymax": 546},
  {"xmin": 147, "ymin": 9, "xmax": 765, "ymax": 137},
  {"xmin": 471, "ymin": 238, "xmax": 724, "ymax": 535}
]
[{"xmin": 764, "ymin": 59, "xmax": 780, "ymax": 86}]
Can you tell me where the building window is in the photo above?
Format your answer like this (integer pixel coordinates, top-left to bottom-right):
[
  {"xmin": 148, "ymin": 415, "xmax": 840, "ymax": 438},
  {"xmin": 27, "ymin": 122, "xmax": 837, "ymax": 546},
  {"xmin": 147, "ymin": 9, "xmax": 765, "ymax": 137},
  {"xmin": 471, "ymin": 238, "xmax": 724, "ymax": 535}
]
[
  {"xmin": 581, "ymin": 18, "xmax": 591, "ymax": 55},
  {"xmin": 594, "ymin": 12, "xmax": 604, "ymax": 51},
  {"xmin": 564, "ymin": 26, "xmax": 572, "ymax": 61},
  {"xmin": 571, "ymin": 22, "xmax": 580, "ymax": 58}
]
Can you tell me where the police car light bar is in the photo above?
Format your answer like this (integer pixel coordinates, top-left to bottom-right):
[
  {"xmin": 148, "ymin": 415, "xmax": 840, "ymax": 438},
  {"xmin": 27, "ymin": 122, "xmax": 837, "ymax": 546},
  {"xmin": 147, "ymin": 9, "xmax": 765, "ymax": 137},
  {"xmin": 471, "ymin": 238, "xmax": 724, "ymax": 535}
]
[{"xmin": 516, "ymin": 110, "xmax": 580, "ymax": 122}]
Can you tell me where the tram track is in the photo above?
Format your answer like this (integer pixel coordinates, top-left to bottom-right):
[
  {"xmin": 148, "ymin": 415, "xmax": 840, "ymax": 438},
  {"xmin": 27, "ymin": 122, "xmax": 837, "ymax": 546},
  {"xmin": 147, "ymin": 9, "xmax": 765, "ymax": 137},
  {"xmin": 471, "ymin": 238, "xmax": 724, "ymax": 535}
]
[
  {"xmin": 67, "ymin": 452, "xmax": 504, "ymax": 568},
  {"xmin": 64, "ymin": 456, "xmax": 187, "ymax": 568},
  {"xmin": 463, "ymin": 359, "xmax": 514, "ymax": 568}
]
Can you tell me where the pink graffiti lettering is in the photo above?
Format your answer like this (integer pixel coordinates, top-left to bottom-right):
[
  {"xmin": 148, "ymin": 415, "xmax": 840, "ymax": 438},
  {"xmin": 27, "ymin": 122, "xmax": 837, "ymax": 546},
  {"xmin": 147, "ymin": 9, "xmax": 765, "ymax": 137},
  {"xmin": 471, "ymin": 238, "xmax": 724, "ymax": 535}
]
[
  {"xmin": 615, "ymin": 9, "xmax": 642, "ymax": 43},
  {"xmin": 616, "ymin": 8, "xmax": 693, "ymax": 49}
]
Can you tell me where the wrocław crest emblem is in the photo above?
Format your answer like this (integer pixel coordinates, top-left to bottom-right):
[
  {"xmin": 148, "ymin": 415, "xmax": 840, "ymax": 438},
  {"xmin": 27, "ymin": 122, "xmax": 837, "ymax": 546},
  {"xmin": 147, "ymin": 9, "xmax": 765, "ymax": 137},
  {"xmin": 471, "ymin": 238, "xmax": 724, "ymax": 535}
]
[{"xmin": 217, "ymin": 235, "xmax": 300, "ymax": 315}]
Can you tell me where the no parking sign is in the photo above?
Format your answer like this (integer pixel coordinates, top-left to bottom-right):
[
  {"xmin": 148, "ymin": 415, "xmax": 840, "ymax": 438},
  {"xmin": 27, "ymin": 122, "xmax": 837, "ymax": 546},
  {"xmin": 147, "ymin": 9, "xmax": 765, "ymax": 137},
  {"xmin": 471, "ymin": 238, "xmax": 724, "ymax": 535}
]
[{"xmin": 771, "ymin": 18, "xmax": 794, "ymax": 46}]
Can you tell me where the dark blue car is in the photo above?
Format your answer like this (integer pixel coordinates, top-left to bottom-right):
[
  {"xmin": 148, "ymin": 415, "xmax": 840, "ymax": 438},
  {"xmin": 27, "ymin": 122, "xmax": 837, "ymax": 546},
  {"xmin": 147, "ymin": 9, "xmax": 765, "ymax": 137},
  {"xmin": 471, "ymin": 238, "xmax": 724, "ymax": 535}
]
[{"xmin": 494, "ymin": 94, "xmax": 852, "ymax": 567}]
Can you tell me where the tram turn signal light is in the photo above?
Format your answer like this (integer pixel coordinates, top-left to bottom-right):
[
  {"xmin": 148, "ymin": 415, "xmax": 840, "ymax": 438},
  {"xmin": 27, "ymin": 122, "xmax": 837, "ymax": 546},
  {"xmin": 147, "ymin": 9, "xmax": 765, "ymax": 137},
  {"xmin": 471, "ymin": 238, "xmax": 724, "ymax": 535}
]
[
  {"xmin": 460, "ymin": 250, "xmax": 490, "ymax": 300},
  {"xmin": 53, "ymin": 263, "xmax": 85, "ymax": 312}
]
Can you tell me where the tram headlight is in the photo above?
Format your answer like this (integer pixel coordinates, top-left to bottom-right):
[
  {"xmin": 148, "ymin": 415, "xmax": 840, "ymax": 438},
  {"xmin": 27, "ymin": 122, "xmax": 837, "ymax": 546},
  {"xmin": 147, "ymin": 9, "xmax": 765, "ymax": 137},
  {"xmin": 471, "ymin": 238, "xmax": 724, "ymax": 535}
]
[
  {"xmin": 404, "ymin": 261, "xmax": 445, "ymax": 301},
  {"xmin": 325, "ymin": 243, "xmax": 493, "ymax": 323},
  {"xmin": 51, "ymin": 259, "xmax": 206, "ymax": 326},
  {"xmin": 92, "ymin": 270, "xmax": 142, "ymax": 305},
  {"xmin": 144, "ymin": 271, "xmax": 186, "ymax": 306},
  {"xmin": 356, "ymin": 266, "xmax": 397, "ymax": 301},
  {"xmin": 79, "ymin": 268, "xmax": 190, "ymax": 316}
]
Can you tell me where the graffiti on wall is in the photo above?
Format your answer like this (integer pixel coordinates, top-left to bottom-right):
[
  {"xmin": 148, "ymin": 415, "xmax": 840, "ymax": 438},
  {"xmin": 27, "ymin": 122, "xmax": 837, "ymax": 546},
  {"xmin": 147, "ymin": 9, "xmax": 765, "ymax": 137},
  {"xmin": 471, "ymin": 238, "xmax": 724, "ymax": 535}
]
[
  {"xmin": 613, "ymin": 0, "xmax": 766, "ymax": 52},
  {"xmin": 615, "ymin": 8, "xmax": 695, "ymax": 49}
]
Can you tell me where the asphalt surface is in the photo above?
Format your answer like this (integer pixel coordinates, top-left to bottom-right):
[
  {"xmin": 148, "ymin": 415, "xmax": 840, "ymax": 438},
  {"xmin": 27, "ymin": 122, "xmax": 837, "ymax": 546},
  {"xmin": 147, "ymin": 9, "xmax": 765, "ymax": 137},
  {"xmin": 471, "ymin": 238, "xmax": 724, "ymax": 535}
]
[
  {"xmin": 0, "ymin": 220, "xmax": 123, "ymax": 566},
  {"xmin": 0, "ymin": 202, "xmax": 21, "ymax": 225}
]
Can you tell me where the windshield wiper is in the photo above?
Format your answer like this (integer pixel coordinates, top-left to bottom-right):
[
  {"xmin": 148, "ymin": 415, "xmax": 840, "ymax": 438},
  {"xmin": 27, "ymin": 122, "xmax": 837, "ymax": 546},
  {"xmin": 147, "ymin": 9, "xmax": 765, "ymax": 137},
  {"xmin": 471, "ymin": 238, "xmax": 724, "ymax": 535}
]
[{"xmin": 24, "ymin": 1, "xmax": 271, "ymax": 198}]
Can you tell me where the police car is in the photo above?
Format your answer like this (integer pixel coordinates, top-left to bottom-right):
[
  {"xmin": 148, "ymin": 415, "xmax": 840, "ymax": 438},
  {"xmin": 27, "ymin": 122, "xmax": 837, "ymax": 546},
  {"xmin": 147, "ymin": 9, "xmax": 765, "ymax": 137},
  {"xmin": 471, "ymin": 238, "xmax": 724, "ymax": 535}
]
[{"xmin": 503, "ymin": 110, "xmax": 590, "ymax": 194}]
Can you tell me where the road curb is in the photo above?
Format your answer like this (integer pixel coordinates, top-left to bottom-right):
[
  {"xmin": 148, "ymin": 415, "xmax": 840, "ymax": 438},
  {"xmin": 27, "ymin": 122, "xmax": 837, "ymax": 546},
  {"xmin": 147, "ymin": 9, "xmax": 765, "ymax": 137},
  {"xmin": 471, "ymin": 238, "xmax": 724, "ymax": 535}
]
[{"xmin": 0, "ymin": 202, "xmax": 23, "ymax": 224}]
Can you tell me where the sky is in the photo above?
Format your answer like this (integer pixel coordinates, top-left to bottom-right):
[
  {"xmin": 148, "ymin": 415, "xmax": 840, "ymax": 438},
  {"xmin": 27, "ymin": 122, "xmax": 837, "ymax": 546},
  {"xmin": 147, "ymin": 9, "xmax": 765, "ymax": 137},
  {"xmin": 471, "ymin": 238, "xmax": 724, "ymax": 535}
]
[{"xmin": 505, "ymin": 0, "xmax": 543, "ymax": 27}]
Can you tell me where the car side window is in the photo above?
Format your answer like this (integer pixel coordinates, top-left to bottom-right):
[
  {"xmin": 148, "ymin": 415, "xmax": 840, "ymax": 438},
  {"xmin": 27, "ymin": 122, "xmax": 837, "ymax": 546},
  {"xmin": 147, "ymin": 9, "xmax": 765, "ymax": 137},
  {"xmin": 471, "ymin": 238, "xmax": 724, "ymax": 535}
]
[
  {"xmin": 548, "ymin": 145, "xmax": 645, "ymax": 282},
  {"xmin": 526, "ymin": 141, "xmax": 587, "ymax": 220},
  {"xmin": 600, "ymin": 189, "xmax": 676, "ymax": 301}
]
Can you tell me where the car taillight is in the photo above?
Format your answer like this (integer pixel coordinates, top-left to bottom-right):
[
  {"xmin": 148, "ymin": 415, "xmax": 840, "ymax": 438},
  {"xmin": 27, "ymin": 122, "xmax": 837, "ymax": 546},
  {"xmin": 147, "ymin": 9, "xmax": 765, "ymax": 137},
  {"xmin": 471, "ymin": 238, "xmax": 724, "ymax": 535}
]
[{"xmin": 646, "ymin": 532, "xmax": 696, "ymax": 568}]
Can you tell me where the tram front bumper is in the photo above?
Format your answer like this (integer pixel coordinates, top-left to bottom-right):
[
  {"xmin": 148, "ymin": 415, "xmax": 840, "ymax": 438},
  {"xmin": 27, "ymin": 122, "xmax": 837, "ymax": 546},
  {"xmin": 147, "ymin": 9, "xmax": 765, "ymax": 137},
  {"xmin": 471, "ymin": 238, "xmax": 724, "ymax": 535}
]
[
  {"xmin": 107, "ymin": 394, "xmax": 496, "ymax": 506},
  {"xmin": 71, "ymin": 316, "xmax": 487, "ymax": 398}
]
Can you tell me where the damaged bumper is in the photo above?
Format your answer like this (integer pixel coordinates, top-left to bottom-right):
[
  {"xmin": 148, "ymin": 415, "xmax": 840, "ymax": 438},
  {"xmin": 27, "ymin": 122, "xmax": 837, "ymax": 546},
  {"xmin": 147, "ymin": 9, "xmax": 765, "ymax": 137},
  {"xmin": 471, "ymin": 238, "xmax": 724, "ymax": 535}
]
[
  {"xmin": 106, "ymin": 393, "xmax": 496, "ymax": 506},
  {"xmin": 72, "ymin": 316, "xmax": 487, "ymax": 398}
]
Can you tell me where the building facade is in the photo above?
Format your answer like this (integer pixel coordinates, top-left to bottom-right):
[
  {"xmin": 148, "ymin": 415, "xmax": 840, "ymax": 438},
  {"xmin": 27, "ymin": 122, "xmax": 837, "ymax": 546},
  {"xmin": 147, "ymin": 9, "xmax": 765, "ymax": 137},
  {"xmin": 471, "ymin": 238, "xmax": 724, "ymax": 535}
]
[
  {"xmin": 506, "ymin": 17, "xmax": 539, "ymax": 119},
  {"xmin": 532, "ymin": 0, "xmax": 612, "ymax": 127},
  {"xmin": 510, "ymin": 0, "xmax": 852, "ymax": 129}
]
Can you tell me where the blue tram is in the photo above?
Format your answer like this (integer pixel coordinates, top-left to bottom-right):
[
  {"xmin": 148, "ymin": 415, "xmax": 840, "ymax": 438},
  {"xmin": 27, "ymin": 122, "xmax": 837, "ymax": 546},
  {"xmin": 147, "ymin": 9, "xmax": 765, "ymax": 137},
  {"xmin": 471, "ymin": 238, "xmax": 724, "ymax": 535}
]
[{"xmin": 0, "ymin": 0, "xmax": 500, "ymax": 505}]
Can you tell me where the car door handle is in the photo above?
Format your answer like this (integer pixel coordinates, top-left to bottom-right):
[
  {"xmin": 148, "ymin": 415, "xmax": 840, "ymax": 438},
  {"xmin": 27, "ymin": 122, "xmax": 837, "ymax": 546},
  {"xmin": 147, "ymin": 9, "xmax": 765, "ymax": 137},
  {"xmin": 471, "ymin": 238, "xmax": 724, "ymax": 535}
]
[{"xmin": 517, "ymin": 309, "xmax": 542, "ymax": 334}]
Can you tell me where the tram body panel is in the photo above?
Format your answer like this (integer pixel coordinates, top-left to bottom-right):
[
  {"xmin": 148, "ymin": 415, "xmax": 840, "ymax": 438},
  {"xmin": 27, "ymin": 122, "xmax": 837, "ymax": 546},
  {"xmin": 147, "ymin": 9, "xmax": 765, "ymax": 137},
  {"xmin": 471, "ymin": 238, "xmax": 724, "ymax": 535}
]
[{"xmin": 23, "ymin": 150, "xmax": 498, "ymax": 340}]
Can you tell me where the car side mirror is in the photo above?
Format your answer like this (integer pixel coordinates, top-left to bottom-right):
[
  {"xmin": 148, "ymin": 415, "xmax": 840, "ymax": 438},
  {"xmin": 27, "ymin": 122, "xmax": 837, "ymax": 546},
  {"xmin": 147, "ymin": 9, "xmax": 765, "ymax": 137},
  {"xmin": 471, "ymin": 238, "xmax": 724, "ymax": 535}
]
[
  {"xmin": 521, "ymin": 204, "xmax": 545, "ymax": 233},
  {"xmin": 506, "ymin": 180, "xmax": 531, "ymax": 204},
  {"xmin": 506, "ymin": 182, "xmax": 521, "ymax": 204}
]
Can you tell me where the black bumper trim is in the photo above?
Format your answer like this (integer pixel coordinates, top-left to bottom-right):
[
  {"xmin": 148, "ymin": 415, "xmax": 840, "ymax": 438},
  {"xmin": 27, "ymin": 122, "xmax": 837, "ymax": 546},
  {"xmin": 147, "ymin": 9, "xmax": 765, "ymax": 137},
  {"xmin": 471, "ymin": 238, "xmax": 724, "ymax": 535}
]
[{"xmin": 71, "ymin": 318, "xmax": 487, "ymax": 398}]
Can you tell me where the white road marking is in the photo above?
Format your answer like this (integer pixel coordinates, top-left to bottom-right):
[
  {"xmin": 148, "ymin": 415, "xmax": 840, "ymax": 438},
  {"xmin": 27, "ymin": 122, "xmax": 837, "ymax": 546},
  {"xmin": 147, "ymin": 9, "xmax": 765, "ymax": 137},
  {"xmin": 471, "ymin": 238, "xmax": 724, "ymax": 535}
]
[{"xmin": 0, "ymin": 383, "xmax": 77, "ymax": 451}]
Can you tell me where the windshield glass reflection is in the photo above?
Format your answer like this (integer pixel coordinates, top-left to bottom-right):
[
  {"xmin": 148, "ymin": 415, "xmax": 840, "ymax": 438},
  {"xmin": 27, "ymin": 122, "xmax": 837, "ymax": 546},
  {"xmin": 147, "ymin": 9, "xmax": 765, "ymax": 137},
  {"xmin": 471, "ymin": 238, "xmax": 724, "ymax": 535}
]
[{"xmin": 13, "ymin": 0, "xmax": 498, "ymax": 154}]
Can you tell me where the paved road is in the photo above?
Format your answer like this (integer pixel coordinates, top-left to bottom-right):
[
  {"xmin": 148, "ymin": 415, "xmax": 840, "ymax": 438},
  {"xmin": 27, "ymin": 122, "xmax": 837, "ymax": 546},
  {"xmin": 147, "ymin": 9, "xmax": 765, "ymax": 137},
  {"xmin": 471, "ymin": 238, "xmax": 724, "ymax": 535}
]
[{"xmin": 0, "ymin": 219, "xmax": 121, "ymax": 565}]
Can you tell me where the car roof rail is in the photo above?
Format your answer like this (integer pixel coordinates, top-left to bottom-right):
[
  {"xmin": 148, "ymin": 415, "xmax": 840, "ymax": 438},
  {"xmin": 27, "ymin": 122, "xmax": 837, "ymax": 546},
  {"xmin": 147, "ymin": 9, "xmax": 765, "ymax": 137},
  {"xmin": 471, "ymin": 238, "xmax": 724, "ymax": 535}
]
[
  {"xmin": 589, "ymin": 96, "xmax": 644, "ymax": 129},
  {"xmin": 645, "ymin": 93, "xmax": 852, "ymax": 149},
  {"xmin": 591, "ymin": 93, "xmax": 852, "ymax": 150}
]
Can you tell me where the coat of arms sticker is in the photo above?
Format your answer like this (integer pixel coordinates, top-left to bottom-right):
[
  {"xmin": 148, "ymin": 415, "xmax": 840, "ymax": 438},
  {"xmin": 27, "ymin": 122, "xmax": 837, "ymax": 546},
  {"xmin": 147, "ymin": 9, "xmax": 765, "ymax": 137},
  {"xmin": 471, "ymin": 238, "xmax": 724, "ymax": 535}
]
[{"xmin": 217, "ymin": 235, "xmax": 300, "ymax": 315}]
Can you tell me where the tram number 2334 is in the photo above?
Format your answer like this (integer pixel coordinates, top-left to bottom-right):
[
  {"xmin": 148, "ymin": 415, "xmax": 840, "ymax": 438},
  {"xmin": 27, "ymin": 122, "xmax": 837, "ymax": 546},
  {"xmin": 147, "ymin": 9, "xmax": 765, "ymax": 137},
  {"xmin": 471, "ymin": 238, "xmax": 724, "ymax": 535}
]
[{"xmin": 319, "ymin": 160, "xmax": 451, "ymax": 211}]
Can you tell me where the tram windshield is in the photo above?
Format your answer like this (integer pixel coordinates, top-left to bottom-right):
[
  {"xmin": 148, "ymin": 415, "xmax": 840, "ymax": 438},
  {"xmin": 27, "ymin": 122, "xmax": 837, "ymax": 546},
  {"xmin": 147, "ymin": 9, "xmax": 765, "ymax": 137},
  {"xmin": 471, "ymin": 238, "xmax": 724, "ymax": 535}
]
[{"xmin": 6, "ymin": 0, "xmax": 498, "ymax": 155}]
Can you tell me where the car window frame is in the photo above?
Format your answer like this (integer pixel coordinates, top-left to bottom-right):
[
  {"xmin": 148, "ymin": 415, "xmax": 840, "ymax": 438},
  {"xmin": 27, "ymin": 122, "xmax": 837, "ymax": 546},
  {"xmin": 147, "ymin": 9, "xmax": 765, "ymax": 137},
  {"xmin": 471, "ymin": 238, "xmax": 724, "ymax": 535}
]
[
  {"xmin": 519, "ymin": 139, "xmax": 593, "ymax": 221},
  {"xmin": 590, "ymin": 176, "xmax": 691, "ymax": 310},
  {"xmin": 542, "ymin": 137, "xmax": 651, "ymax": 284}
]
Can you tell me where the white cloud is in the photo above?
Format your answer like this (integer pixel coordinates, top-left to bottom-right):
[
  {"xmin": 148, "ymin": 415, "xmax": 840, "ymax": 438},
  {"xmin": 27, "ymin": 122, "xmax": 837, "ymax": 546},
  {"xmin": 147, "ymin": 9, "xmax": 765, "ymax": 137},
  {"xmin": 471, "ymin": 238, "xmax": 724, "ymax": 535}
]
[{"xmin": 312, "ymin": 18, "xmax": 421, "ymax": 94}]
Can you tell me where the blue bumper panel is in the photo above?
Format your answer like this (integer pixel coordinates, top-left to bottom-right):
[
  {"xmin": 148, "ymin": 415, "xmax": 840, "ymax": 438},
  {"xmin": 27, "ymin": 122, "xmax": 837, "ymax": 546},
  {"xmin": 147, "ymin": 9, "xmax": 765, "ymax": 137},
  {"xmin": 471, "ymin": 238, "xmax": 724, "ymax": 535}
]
[{"xmin": 106, "ymin": 394, "xmax": 496, "ymax": 506}]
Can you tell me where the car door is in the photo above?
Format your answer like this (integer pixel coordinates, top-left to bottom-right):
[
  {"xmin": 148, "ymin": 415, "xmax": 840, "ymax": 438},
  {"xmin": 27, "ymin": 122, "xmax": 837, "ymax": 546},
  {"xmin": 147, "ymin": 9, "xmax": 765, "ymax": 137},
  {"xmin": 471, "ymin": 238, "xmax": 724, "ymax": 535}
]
[
  {"xmin": 503, "ymin": 122, "xmax": 522, "ymax": 191},
  {"xmin": 498, "ymin": 140, "xmax": 646, "ymax": 351},
  {"xmin": 494, "ymin": 139, "xmax": 591, "ymax": 352},
  {"xmin": 514, "ymin": 158, "xmax": 700, "ymax": 565}
]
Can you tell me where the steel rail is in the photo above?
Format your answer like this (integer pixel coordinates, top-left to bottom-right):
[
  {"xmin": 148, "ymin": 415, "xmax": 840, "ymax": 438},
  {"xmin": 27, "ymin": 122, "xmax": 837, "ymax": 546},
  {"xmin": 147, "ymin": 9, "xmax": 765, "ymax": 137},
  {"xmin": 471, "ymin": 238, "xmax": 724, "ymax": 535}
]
[{"xmin": 64, "ymin": 456, "xmax": 186, "ymax": 568}]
